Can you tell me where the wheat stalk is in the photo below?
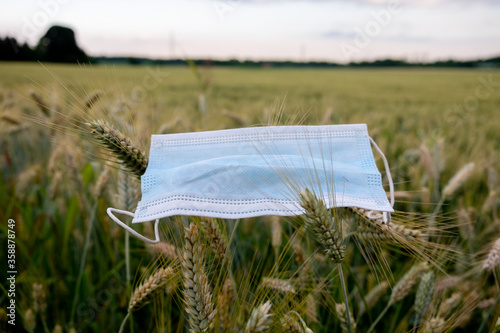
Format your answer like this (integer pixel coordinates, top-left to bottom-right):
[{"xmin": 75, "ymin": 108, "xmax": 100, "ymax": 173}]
[
  {"xmin": 305, "ymin": 293, "xmax": 318, "ymax": 324},
  {"xmin": 24, "ymin": 308, "xmax": 36, "ymax": 333},
  {"xmin": 282, "ymin": 311, "xmax": 314, "ymax": 333},
  {"xmin": 488, "ymin": 166, "xmax": 499, "ymax": 191},
  {"xmin": 261, "ymin": 277, "xmax": 296, "ymax": 294},
  {"xmin": 217, "ymin": 278, "xmax": 234, "ymax": 331},
  {"xmin": 413, "ymin": 270, "xmax": 435, "ymax": 326},
  {"xmin": 201, "ymin": 218, "xmax": 227, "ymax": 261},
  {"xmin": 223, "ymin": 111, "xmax": 249, "ymax": 127},
  {"xmin": 358, "ymin": 281, "xmax": 389, "ymax": 316},
  {"xmin": 478, "ymin": 298, "xmax": 496, "ymax": 309},
  {"xmin": 183, "ymin": 222, "xmax": 216, "ymax": 332},
  {"xmin": 481, "ymin": 190, "xmax": 498, "ymax": 215},
  {"xmin": 352, "ymin": 208, "xmax": 424, "ymax": 239},
  {"xmin": 419, "ymin": 144, "xmax": 438, "ymax": 180},
  {"xmin": 118, "ymin": 266, "xmax": 175, "ymax": 333},
  {"xmin": 494, "ymin": 317, "xmax": 500, "ymax": 333},
  {"xmin": 291, "ymin": 228, "xmax": 306, "ymax": 264},
  {"xmin": 244, "ymin": 301, "xmax": 273, "ymax": 333},
  {"xmin": 351, "ymin": 207, "xmax": 385, "ymax": 226},
  {"xmin": 30, "ymin": 91, "xmax": 50, "ymax": 117},
  {"xmin": 32, "ymin": 283, "xmax": 47, "ymax": 315},
  {"xmin": 88, "ymin": 120, "xmax": 148, "ymax": 178},
  {"xmin": 281, "ymin": 313, "xmax": 304, "ymax": 333},
  {"xmin": 93, "ymin": 167, "xmax": 110, "ymax": 197},
  {"xmin": 271, "ymin": 215, "xmax": 282, "ymax": 248},
  {"xmin": 390, "ymin": 262, "xmax": 429, "ymax": 305},
  {"xmin": 355, "ymin": 224, "xmax": 423, "ymax": 243},
  {"xmin": 442, "ymin": 162, "xmax": 475, "ymax": 198},
  {"xmin": 335, "ymin": 303, "xmax": 357, "ymax": 333},
  {"xmin": 128, "ymin": 267, "xmax": 175, "ymax": 312},
  {"xmin": 0, "ymin": 113, "xmax": 21, "ymax": 125},
  {"xmin": 83, "ymin": 90, "xmax": 102, "ymax": 109},
  {"xmin": 368, "ymin": 262, "xmax": 428, "ymax": 333},
  {"xmin": 421, "ymin": 317, "xmax": 445, "ymax": 333},
  {"xmin": 483, "ymin": 238, "xmax": 500, "ymax": 271},
  {"xmin": 299, "ymin": 188, "xmax": 345, "ymax": 263},
  {"xmin": 438, "ymin": 292, "xmax": 461, "ymax": 317},
  {"xmin": 16, "ymin": 164, "xmax": 42, "ymax": 196},
  {"xmin": 148, "ymin": 242, "xmax": 178, "ymax": 261}
]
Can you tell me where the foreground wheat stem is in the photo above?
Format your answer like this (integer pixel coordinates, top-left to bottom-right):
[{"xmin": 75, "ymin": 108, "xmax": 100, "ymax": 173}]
[
  {"xmin": 119, "ymin": 313, "xmax": 130, "ymax": 333},
  {"xmin": 478, "ymin": 293, "xmax": 500, "ymax": 333},
  {"xmin": 367, "ymin": 303, "xmax": 390, "ymax": 333},
  {"xmin": 118, "ymin": 267, "xmax": 174, "ymax": 333},
  {"xmin": 125, "ymin": 225, "xmax": 132, "ymax": 332},
  {"xmin": 412, "ymin": 270, "xmax": 435, "ymax": 331},
  {"xmin": 70, "ymin": 199, "xmax": 97, "ymax": 325},
  {"xmin": 338, "ymin": 264, "xmax": 352, "ymax": 333},
  {"xmin": 367, "ymin": 262, "xmax": 428, "ymax": 333},
  {"xmin": 183, "ymin": 222, "xmax": 216, "ymax": 332},
  {"xmin": 299, "ymin": 188, "xmax": 351, "ymax": 332},
  {"xmin": 87, "ymin": 120, "xmax": 148, "ymax": 179}
]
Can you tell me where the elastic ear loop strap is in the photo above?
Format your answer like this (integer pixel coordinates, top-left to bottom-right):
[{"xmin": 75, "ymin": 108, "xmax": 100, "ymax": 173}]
[
  {"xmin": 368, "ymin": 137, "xmax": 394, "ymax": 224},
  {"xmin": 107, "ymin": 207, "xmax": 160, "ymax": 244}
]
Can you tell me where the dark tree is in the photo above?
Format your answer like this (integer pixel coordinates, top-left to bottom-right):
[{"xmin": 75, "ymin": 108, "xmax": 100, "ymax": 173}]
[
  {"xmin": 36, "ymin": 25, "xmax": 89, "ymax": 63},
  {"xmin": 0, "ymin": 37, "xmax": 23, "ymax": 61}
]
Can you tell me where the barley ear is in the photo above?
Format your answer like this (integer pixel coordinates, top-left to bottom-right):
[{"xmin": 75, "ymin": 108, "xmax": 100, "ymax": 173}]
[
  {"xmin": 261, "ymin": 277, "xmax": 296, "ymax": 294},
  {"xmin": 83, "ymin": 90, "xmax": 102, "ymax": 109},
  {"xmin": 421, "ymin": 317, "xmax": 445, "ymax": 333},
  {"xmin": 300, "ymin": 188, "xmax": 345, "ymax": 263},
  {"xmin": 244, "ymin": 301, "xmax": 273, "ymax": 333},
  {"xmin": 128, "ymin": 267, "xmax": 175, "ymax": 312},
  {"xmin": 335, "ymin": 303, "xmax": 357, "ymax": 333},
  {"xmin": 390, "ymin": 262, "xmax": 428, "ymax": 305},
  {"xmin": 30, "ymin": 91, "xmax": 50, "ymax": 117},
  {"xmin": 88, "ymin": 120, "xmax": 148, "ymax": 178}
]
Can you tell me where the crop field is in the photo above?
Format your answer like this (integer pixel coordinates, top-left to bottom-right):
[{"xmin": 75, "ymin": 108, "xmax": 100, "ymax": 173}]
[{"xmin": 0, "ymin": 62, "xmax": 500, "ymax": 332}]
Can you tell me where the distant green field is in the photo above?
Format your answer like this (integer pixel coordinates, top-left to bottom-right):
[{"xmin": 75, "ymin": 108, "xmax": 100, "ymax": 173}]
[
  {"xmin": 2, "ymin": 62, "xmax": 499, "ymax": 182},
  {"xmin": 1, "ymin": 62, "xmax": 499, "ymax": 332}
]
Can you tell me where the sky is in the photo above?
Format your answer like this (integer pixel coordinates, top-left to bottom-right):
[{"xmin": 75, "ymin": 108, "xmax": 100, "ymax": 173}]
[{"xmin": 1, "ymin": 0, "xmax": 500, "ymax": 63}]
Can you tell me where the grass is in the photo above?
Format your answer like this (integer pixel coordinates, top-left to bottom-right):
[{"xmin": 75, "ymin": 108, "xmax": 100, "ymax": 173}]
[{"xmin": 0, "ymin": 62, "xmax": 499, "ymax": 332}]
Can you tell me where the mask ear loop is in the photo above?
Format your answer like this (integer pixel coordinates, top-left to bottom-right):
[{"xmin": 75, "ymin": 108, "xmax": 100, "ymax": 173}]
[
  {"xmin": 107, "ymin": 207, "xmax": 160, "ymax": 244},
  {"xmin": 368, "ymin": 137, "xmax": 394, "ymax": 225}
]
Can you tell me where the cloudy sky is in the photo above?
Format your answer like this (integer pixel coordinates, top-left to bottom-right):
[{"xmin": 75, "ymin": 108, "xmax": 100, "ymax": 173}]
[{"xmin": 1, "ymin": 0, "xmax": 500, "ymax": 63}]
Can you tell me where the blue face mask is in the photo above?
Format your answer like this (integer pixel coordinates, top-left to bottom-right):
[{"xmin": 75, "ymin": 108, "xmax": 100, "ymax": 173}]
[{"xmin": 108, "ymin": 124, "xmax": 394, "ymax": 243}]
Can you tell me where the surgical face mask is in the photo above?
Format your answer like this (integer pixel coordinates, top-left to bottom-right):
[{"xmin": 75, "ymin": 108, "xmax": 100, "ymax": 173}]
[{"xmin": 108, "ymin": 124, "xmax": 394, "ymax": 243}]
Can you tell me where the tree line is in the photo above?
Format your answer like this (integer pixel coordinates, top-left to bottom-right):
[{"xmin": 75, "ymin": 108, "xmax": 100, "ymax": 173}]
[{"xmin": 1, "ymin": 25, "xmax": 498, "ymax": 68}]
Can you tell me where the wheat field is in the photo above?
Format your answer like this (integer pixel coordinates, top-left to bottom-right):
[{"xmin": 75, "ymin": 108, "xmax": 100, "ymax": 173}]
[{"xmin": 0, "ymin": 62, "xmax": 499, "ymax": 332}]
